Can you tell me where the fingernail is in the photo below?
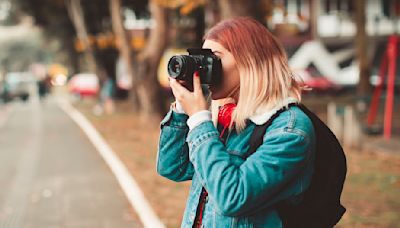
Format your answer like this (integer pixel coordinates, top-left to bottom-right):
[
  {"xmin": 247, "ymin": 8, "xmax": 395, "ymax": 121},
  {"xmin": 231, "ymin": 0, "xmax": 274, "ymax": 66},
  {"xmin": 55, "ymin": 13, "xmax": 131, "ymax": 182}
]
[{"xmin": 195, "ymin": 72, "xmax": 199, "ymax": 77}]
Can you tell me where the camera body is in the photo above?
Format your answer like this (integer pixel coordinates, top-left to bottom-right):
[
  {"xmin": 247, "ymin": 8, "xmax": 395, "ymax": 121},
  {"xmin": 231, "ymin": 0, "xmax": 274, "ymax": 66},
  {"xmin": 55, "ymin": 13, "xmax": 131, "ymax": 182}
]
[{"xmin": 167, "ymin": 48, "xmax": 222, "ymax": 85}]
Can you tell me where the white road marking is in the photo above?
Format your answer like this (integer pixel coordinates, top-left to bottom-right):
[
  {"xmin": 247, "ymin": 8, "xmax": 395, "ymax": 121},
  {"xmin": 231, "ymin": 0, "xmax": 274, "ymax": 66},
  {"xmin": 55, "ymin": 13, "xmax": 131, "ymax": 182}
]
[{"xmin": 58, "ymin": 100, "xmax": 165, "ymax": 228}]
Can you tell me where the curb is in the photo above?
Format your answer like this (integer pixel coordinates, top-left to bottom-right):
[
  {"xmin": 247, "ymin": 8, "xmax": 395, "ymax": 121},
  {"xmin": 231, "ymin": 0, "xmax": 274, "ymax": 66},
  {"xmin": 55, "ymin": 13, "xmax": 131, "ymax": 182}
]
[{"xmin": 58, "ymin": 100, "xmax": 165, "ymax": 228}]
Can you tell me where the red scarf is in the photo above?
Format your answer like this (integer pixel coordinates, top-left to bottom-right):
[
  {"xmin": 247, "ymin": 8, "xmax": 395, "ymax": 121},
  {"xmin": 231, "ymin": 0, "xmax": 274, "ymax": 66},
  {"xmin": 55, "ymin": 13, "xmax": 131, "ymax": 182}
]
[{"xmin": 218, "ymin": 103, "xmax": 236, "ymax": 136}]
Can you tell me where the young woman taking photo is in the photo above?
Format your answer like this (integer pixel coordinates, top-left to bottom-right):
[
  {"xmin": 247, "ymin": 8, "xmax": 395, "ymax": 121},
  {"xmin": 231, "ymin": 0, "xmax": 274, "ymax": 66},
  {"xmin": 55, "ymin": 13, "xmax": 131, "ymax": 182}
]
[{"xmin": 157, "ymin": 17, "xmax": 316, "ymax": 227}]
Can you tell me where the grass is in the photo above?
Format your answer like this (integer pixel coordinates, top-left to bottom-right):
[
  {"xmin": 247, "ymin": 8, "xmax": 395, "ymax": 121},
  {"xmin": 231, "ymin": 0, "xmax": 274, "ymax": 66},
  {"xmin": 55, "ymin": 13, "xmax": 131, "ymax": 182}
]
[
  {"xmin": 337, "ymin": 151, "xmax": 400, "ymax": 228},
  {"xmin": 73, "ymin": 99, "xmax": 400, "ymax": 228}
]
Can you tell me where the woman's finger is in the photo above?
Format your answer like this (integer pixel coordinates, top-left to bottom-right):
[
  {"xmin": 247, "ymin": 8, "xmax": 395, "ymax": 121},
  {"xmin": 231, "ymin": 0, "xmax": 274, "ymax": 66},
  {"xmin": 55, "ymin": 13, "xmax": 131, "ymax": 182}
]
[
  {"xmin": 170, "ymin": 78, "xmax": 191, "ymax": 98},
  {"xmin": 169, "ymin": 81, "xmax": 180, "ymax": 99},
  {"xmin": 193, "ymin": 72, "xmax": 203, "ymax": 97}
]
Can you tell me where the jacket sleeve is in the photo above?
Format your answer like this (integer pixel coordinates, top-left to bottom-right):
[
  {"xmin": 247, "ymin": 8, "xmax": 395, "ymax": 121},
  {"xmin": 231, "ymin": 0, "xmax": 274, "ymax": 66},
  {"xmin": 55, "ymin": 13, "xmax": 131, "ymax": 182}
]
[
  {"xmin": 186, "ymin": 120, "xmax": 314, "ymax": 217},
  {"xmin": 156, "ymin": 109, "xmax": 194, "ymax": 182}
]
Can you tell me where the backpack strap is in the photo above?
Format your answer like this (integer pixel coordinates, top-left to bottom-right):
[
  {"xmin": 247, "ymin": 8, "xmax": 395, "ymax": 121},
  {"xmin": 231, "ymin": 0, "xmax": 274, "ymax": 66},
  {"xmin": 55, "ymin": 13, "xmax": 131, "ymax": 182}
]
[{"xmin": 244, "ymin": 103, "xmax": 297, "ymax": 159}]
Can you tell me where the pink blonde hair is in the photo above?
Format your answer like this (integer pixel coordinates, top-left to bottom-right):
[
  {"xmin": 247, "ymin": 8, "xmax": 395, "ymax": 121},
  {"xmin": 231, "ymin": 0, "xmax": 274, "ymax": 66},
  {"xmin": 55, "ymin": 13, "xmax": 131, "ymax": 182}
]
[{"xmin": 204, "ymin": 17, "xmax": 302, "ymax": 131}]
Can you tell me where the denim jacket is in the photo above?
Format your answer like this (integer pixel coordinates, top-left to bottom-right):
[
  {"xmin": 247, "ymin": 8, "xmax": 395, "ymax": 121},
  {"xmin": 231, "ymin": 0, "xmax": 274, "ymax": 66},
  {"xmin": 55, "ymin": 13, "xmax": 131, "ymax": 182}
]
[{"xmin": 157, "ymin": 104, "xmax": 315, "ymax": 228}]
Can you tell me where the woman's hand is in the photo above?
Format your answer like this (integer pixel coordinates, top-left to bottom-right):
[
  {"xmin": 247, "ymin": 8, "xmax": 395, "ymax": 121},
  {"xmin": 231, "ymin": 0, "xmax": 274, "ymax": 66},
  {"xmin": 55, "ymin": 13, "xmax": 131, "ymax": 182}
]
[{"xmin": 169, "ymin": 72, "xmax": 208, "ymax": 117}]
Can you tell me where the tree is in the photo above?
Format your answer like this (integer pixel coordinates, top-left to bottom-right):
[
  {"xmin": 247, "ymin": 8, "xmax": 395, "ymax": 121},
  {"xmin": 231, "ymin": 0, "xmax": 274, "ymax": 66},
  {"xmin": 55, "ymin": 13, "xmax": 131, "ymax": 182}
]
[
  {"xmin": 218, "ymin": 0, "xmax": 266, "ymax": 22},
  {"xmin": 354, "ymin": 0, "xmax": 372, "ymax": 96},
  {"xmin": 108, "ymin": 0, "xmax": 168, "ymax": 118},
  {"xmin": 0, "ymin": 30, "xmax": 46, "ymax": 72},
  {"xmin": 16, "ymin": 0, "xmax": 80, "ymax": 73},
  {"xmin": 134, "ymin": 0, "xmax": 207, "ymax": 118},
  {"xmin": 110, "ymin": 0, "xmax": 140, "ymax": 110},
  {"xmin": 18, "ymin": 0, "xmax": 115, "ymax": 80},
  {"xmin": 135, "ymin": 0, "xmax": 170, "ymax": 118},
  {"xmin": 65, "ymin": 0, "xmax": 99, "ymax": 76},
  {"xmin": 130, "ymin": 0, "xmax": 268, "ymax": 119}
]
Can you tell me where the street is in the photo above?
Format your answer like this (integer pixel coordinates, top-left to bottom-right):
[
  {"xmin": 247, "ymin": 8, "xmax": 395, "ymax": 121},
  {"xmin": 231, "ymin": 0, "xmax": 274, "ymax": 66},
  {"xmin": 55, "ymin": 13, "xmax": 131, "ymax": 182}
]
[{"xmin": 0, "ymin": 98, "xmax": 141, "ymax": 228}]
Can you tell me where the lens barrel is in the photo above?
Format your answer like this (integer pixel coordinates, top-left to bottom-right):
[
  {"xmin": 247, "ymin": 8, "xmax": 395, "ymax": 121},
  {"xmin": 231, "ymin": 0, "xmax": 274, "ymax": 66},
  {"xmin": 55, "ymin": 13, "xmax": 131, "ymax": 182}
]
[
  {"xmin": 167, "ymin": 49, "xmax": 221, "ymax": 85},
  {"xmin": 167, "ymin": 55, "xmax": 196, "ymax": 80}
]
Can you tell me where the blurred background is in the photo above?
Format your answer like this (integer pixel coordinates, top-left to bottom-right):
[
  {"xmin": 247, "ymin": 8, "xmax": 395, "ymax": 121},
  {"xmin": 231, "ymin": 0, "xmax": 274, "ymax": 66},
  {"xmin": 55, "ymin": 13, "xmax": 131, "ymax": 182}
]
[{"xmin": 0, "ymin": 0, "xmax": 399, "ymax": 227}]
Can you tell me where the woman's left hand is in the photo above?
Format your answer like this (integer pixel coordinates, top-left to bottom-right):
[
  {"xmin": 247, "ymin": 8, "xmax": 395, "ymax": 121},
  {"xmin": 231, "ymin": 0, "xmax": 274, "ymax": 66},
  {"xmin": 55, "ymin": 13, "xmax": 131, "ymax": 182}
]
[{"xmin": 169, "ymin": 72, "xmax": 208, "ymax": 117}]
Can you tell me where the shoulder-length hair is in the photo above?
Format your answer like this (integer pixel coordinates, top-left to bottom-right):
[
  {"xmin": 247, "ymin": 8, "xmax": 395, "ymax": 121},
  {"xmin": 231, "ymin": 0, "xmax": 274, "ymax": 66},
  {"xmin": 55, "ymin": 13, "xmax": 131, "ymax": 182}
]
[{"xmin": 204, "ymin": 17, "xmax": 302, "ymax": 132}]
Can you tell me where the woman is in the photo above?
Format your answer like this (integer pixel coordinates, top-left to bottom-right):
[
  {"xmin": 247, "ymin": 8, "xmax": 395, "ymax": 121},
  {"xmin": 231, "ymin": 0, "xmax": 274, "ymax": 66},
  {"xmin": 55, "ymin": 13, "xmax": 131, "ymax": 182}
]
[{"xmin": 157, "ymin": 17, "xmax": 315, "ymax": 227}]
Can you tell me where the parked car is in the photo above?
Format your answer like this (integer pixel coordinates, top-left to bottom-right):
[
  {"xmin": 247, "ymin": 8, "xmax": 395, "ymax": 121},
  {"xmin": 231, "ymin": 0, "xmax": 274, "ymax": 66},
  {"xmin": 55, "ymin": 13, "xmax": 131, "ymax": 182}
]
[
  {"xmin": 68, "ymin": 73, "xmax": 99, "ymax": 98},
  {"xmin": 1, "ymin": 72, "xmax": 34, "ymax": 102}
]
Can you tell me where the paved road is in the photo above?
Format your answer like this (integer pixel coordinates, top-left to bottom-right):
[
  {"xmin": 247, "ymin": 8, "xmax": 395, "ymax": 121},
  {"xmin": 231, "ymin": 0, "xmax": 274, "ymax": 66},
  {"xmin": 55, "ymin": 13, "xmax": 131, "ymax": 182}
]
[{"xmin": 0, "ymin": 99, "xmax": 141, "ymax": 228}]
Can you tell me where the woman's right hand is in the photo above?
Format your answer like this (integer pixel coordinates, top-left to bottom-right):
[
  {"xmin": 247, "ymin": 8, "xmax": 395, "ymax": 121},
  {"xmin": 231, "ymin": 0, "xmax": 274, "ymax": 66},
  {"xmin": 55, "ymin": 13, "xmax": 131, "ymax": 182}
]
[
  {"xmin": 174, "ymin": 79, "xmax": 193, "ymax": 92},
  {"xmin": 169, "ymin": 74, "xmax": 193, "ymax": 113},
  {"xmin": 169, "ymin": 72, "xmax": 208, "ymax": 117}
]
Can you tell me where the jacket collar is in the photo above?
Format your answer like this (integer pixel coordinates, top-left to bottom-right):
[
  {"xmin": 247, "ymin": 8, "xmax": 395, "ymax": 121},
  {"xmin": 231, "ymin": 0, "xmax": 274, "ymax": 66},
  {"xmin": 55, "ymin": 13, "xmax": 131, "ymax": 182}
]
[{"xmin": 249, "ymin": 97, "xmax": 299, "ymax": 125}]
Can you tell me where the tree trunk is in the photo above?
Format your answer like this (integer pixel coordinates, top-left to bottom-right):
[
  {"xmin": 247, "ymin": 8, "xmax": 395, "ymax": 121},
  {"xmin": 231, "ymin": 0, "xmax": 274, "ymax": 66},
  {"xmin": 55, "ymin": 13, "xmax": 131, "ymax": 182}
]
[
  {"xmin": 204, "ymin": 1, "xmax": 220, "ymax": 29},
  {"xmin": 135, "ymin": 0, "xmax": 169, "ymax": 120},
  {"xmin": 109, "ymin": 0, "xmax": 140, "ymax": 111},
  {"xmin": 65, "ymin": 0, "xmax": 102, "ymax": 81},
  {"xmin": 66, "ymin": 37, "xmax": 80, "ymax": 74},
  {"xmin": 218, "ymin": 0, "xmax": 265, "ymax": 22},
  {"xmin": 310, "ymin": 0, "xmax": 321, "ymax": 40},
  {"xmin": 354, "ymin": 0, "xmax": 372, "ymax": 96}
]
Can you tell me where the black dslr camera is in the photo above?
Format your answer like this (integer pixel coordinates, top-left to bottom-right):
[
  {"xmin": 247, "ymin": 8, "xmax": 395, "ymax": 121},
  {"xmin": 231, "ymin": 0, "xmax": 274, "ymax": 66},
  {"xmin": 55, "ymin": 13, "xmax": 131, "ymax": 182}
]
[{"xmin": 167, "ymin": 48, "xmax": 222, "ymax": 85}]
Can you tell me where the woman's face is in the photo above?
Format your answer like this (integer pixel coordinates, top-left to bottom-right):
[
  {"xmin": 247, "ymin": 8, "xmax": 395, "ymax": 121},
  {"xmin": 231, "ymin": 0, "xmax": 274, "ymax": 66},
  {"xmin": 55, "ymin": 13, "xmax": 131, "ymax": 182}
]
[{"xmin": 202, "ymin": 39, "xmax": 240, "ymax": 100}]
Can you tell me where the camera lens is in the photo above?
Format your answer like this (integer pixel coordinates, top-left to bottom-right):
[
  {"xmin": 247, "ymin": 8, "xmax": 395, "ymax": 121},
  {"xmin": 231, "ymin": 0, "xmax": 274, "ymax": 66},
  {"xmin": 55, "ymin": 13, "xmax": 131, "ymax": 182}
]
[
  {"xmin": 169, "ymin": 58, "xmax": 182, "ymax": 75},
  {"xmin": 167, "ymin": 55, "xmax": 196, "ymax": 80}
]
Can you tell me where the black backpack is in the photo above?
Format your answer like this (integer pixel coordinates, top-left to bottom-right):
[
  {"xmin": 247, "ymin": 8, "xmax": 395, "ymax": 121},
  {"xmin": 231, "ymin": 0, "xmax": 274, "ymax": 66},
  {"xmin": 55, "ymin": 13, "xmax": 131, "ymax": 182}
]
[{"xmin": 245, "ymin": 103, "xmax": 347, "ymax": 228}]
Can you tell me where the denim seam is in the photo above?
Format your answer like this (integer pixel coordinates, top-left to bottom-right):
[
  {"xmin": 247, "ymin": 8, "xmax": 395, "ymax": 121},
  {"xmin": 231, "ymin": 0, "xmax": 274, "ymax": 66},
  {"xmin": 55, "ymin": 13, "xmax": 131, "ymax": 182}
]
[
  {"xmin": 170, "ymin": 122, "xmax": 189, "ymax": 129},
  {"xmin": 178, "ymin": 130, "xmax": 189, "ymax": 174},
  {"xmin": 262, "ymin": 128, "xmax": 309, "ymax": 147},
  {"xmin": 189, "ymin": 131, "xmax": 219, "ymax": 149},
  {"xmin": 160, "ymin": 111, "xmax": 189, "ymax": 128},
  {"xmin": 231, "ymin": 217, "xmax": 238, "ymax": 227},
  {"xmin": 207, "ymin": 193, "xmax": 224, "ymax": 222},
  {"xmin": 155, "ymin": 134, "xmax": 162, "ymax": 173},
  {"xmin": 187, "ymin": 121, "xmax": 214, "ymax": 138},
  {"xmin": 227, "ymin": 150, "xmax": 242, "ymax": 156},
  {"xmin": 284, "ymin": 128, "xmax": 309, "ymax": 141},
  {"xmin": 262, "ymin": 128, "xmax": 285, "ymax": 141},
  {"xmin": 189, "ymin": 134, "xmax": 219, "ymax": 161},
  {"xmin": 288, "ymin": 109, "xmax": 296, "ymax": 129},
  {"xmin": 162, "ymin": 123, "xmax": 188, "ymax": 130}
]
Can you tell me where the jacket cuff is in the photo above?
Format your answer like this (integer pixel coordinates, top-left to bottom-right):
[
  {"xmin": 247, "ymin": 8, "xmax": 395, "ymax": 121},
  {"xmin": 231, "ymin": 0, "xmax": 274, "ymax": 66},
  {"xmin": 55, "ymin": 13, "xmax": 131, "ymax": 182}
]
[
  {"xmin": 187, "ymin": 110, "xmax": 212, "ymax": 131},
  {"xmin": 160, "ymin": 108, "xmax": 189, "ymax": 128}
]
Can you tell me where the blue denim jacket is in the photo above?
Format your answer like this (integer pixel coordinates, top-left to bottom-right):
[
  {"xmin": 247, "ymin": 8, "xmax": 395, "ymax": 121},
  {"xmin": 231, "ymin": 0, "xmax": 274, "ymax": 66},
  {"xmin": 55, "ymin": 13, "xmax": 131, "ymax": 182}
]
[{"xmin": 157, "ymin": 105, "xmax": 315, "ymax": 227}]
